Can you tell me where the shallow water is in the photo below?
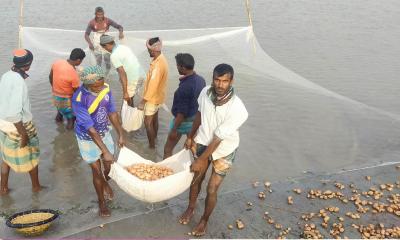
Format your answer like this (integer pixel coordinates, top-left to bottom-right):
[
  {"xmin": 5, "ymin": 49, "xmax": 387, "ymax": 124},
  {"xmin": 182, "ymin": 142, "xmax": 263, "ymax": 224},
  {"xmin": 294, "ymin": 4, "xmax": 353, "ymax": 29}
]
[{"xmin": 0, "ymin": 0, "xmax": 400, "ymax": 237}]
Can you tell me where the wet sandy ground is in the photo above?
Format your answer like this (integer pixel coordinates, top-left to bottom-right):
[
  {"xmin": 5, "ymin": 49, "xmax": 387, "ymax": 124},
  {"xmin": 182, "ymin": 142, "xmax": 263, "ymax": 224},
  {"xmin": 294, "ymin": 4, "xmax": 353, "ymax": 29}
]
[
  {"xmin": 70, "ymin": 163, "xmax": 400, "ymax": 238},
  {"xmin": 3, "ymin": 163, "xmax": 397, "ymax": 238}
]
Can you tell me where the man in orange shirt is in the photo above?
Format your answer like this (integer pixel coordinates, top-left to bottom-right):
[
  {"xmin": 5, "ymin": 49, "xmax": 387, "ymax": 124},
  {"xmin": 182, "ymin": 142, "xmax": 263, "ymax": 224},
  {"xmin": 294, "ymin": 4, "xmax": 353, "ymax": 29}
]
[
  {"xmin": 49, "ymin": 48, "xmax": 86, "ymax": 129},
  {"xmin": 138, "ymin": 37, "xmax": 168, "ymax": 148}
]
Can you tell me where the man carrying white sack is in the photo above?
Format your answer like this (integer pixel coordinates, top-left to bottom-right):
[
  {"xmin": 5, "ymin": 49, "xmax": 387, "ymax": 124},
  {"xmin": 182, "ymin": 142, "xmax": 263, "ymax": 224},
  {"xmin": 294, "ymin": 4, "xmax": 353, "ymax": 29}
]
[
  {"xmin": 179, "ymin": 63, "xmax": 248, "ymax": 236},
  {"xmin": 100, "ymin": 34, "xmax": 145, "ymax": 107},
  {"xmin": 72, "ymin": 65, "xmax": 125, "ymax": 217}
]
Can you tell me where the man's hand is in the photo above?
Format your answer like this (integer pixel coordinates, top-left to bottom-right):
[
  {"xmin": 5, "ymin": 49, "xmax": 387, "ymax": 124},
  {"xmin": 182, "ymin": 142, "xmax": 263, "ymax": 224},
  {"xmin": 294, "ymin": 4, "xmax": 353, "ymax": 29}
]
[
  {"xmin": 190, "ymin": 157, "xmax": 208, "ymax": 173},
  {"xmin": 137, "ymin": 99, "xmax": 145, "ymax": 111},
  {"xmin": 123, "ymin": 92, "xmax": 132, "ymax": 105},
  {"xmin": 89, "ymin": 43, "xmax": 94, "ymax": 51},
  {"xmin": 20, "ymin": 132, "xmax": 29, "ymax": 148},
  {"xmin": 102, "ymin": 151, "xmax": 115, "ymax": 163},
  {"xmin": 119, "ymin": 32, "xmax": 124, "ymax": 40},
  {"xmin": 184, "ymin": 137, "xmax": 196, "ymax": 153},
  {"xmin": 118, "ymin": 134, "xmax": 125, "ymax": 148}
]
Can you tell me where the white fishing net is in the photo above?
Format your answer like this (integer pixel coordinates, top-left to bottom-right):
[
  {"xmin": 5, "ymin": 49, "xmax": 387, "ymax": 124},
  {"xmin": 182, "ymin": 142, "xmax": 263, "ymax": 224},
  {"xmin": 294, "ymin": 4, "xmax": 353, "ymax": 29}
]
[
  {"xmin": 22, "ymin": 25, "xmax": 400, "ymax": 172},
  {"xmin": 1, "ymin": 25, "xmax": 400, "ymax": 237}
]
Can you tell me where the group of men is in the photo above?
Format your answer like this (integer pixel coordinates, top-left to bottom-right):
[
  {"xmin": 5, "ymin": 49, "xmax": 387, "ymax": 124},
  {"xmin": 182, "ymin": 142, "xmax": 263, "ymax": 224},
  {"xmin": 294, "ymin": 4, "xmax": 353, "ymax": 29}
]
[{"xmin": 0, "ymin": 7, "xmax": 248, "ymax": 236}]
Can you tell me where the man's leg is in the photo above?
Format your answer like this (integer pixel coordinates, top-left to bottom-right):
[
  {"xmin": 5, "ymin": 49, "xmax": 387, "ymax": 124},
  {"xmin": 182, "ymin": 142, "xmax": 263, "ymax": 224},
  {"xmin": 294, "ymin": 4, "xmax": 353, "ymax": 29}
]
[
  {"xmin": 28, "ymin": 165, "xmax": 42, "ymax": 192},
  {"xmin": 102, "ymin": 159, "xmax": 112, "ymax": 181},
  {"xmin": 153, "ymin": 111, "xmax": 159, "ymax": 139},
  {"xmin": 192, "ymin": 169, "xmax": 225, "ymax": 236},
  {"xmin": 55, "ymin": 111, "xmax": 63, "ymax": 123},
  {"xmin": 163, "ymin": 131, "xmax": 182, "ymax": 159},
  {"xmin": 101, "ymin": 160, "xmax": 114, "ymax": 200},
  {"xmin": 66, "ymin": 117, "xmax": 76, "ymax": 130},
  {"xmin": 144, "ymin": 114, "xmax": 156, "ymax": 148},
  {"xmin": 89, "ymin": 160, "xmax": 111, "ymax": 217},
  {"xmin": 179, "ymin": 161, "xmax": 210, "ymax": 225},
  {"xmin": 0, "ymin": 162, "xmax": 10, "ymax": 195}
]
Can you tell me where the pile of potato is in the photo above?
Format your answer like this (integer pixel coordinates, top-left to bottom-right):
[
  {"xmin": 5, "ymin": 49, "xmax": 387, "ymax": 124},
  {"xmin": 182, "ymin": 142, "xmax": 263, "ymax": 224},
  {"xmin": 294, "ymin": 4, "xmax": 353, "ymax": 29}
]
[{"xmin": 126, "ymin": 163, "xmax": 174, "ymax": 181}]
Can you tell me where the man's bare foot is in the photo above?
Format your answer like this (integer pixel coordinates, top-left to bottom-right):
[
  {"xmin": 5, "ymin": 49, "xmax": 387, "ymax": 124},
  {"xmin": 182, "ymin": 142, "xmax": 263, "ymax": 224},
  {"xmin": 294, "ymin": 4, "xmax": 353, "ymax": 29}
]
[
  {"xmin": 179, "ymin": 207, "xmax": 195, "ymax": 225},
  {"xmin": 99, "ymin": 202, "xmax": 111, "ymax": 217},
  {"xmin": 191, "ymin": 218, "xmax": 208, "ymax": 236},
  {"xmin": 55, "ymin": 112, "xmax": 63, "ymax": 123},
  {"xmin": 32, "ymin": 185, "xmax": 44, "ymax": 193},
  {"xmin": 103, "ymin": 183, "xmax": 114, "ymax": 201},
  {"xmin": 0, "ymin": 187, "xmax": 10, "ymax": 196}
]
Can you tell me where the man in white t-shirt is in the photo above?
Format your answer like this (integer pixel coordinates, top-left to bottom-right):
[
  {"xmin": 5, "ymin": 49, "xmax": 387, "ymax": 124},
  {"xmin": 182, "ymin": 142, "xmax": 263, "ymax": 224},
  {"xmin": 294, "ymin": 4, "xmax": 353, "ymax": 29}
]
[
  {"xmin": 100, "ymin": 34, "xmax": 145, "ymax": 106},
  {"xmin": 179, "ymin": 63, "xmax": 248, "ymax": 236}
]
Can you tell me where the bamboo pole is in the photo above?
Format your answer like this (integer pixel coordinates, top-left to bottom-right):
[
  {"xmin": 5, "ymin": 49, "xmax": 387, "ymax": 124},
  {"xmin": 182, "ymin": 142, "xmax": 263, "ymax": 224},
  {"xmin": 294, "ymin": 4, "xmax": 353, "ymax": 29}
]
[
  {"xmin": 18, "ymin": 0, "xmax": 24, "ymax": 48},
  {"xmin": 245, "ymin": 0, "xmax": 253, "ymax": 28},
  {"xmin": 245, "ymin": 0, "xmax": 256, "ymax": 54}
]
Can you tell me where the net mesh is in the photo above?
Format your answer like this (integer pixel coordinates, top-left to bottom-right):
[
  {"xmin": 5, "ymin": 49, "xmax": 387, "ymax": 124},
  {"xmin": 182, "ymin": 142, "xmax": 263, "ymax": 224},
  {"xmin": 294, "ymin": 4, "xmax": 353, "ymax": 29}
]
[{"xmin": 1, "ymin": 25, "xmax": 400, "ymax": 237}]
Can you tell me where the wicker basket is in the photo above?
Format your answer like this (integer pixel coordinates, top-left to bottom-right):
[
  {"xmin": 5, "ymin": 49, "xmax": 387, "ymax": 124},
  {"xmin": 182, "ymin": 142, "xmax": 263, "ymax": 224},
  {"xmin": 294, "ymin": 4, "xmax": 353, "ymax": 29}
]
[{"xmin": 6, "ymin": 209, "xmax": 59, "ymax": 237}]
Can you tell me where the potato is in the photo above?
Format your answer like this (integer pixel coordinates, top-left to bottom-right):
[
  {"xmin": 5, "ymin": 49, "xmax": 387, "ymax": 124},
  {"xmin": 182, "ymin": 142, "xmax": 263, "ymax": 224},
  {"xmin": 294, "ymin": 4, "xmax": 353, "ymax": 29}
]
[{"xmin": 126, "ymin": 164, "xmax": 174, "ymax": 181}]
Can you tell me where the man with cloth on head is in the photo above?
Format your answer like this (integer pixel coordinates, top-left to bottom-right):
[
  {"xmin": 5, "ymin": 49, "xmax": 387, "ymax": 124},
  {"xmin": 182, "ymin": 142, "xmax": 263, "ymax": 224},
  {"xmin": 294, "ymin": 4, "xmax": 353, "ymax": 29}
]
[
  {"xmin": 84, "ymin": 6, "xmax": 124, "ymax": 73},
  {"xmin": 179, "ymin": 64, "xmax": 248, "ymax": 236},
  {"xmin": 100, "ymin": 34, "xmax": 145, "ymax": 107},
  {"xmin": 0, "ymin": 49, "xmax": 42, "ymax": 195},
  {"xmin": 49, "ymin": 48, "xmax": 86, "ymax": 129},
  {"xmin": 163, "ymin": 53, "xmax": 205, "ymax": 159},
  {"xmin": 72, "ymin": 65, "xmax": 125, "ymax": 217},
  {"xmin": 138, "ymin": 37, "xmax": 169, "ymax": 148}
]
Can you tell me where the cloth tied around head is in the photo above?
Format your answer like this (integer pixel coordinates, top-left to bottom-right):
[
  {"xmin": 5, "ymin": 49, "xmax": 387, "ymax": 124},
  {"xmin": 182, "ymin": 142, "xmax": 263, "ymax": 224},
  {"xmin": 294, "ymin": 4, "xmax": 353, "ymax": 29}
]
[
  {"xmin": 146, "ymin": 38, "xmax": 162, "ymax": 52},
  {"xmin": 13, "ymin": 49, "xmax": 33, "ymax": 68},
  {"xmin": 80, "ymin": 65, "xmax": 105, "ymax": 85}
]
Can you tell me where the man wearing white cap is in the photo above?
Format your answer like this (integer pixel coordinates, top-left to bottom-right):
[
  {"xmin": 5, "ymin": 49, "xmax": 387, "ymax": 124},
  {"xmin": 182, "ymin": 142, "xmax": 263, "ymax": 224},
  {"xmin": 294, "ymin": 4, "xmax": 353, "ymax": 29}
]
[{"xmin": 100, "ymin": 34, "xmax": 145, "ymax": 106}]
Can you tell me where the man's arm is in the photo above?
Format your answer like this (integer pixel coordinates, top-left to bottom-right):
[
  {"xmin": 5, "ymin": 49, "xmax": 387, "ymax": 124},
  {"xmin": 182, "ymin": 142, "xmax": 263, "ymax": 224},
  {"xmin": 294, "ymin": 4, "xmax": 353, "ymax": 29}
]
[
  {"xmin": 172, "ymin": 113, "xmax": 185, "ymax": 132},
  {"xmin": 169, "ymin": 112, "xmax": 185, "ymax": 140},
  {"xmin": 49, "ymin": 69, "xmax": 53, "ymax": 86},
  {"xmin": 109, "ymin": 19, "xmax": 124, "ymax": 39},
  {"xmin": 13, "ymin": 121, "xmax": 28, "ymax": 148},
  {"xmin": 184, "ymin": 111, "xmax": 201, "ymax": 152},
  {"xmin": 116, "ymin": 67, "xmax": 131, "ymax": 105},
  {"xmin": 191, "ymin": 135, "xmax": 222, "ymax": 173},
  {"xmin": 87, "ymin": 127, "xmax": 115, "ymax": 162},
  {"xmin": 108, "ymin": 112, "xmax": 125, "ymax": 148},
  {"xmin": 171, "ymin": 88, "xmax": 191, "ymax": 134},
  {"xmin": 84, "ymin": 24, "xmax": 94, "ymax": 50},
  {"xmin": 187, "ymin": 111, "xmax": 201, "ymax": 140},
  {"xmin": 138, "ymin": 67, "xmax": 160, "ymax": 110}
]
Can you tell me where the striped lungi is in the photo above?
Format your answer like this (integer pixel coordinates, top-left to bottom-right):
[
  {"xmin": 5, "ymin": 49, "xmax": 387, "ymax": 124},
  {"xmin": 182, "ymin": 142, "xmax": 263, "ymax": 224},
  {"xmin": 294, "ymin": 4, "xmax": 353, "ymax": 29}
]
[
  {"xmin": 0, "ymin": 121, "xmax": 40, "ymax": 173},
  {"xmin": 53, "ymin": 95, "xmax": 74, "ymax": 119}
]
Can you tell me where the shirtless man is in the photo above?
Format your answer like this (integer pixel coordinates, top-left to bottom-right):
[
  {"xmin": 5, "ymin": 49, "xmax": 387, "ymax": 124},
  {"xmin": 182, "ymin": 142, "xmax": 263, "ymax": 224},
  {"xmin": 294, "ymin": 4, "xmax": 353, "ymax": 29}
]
[{"xmin": 84, "ymin": 7, "xmax": 124, "ymax": 73}]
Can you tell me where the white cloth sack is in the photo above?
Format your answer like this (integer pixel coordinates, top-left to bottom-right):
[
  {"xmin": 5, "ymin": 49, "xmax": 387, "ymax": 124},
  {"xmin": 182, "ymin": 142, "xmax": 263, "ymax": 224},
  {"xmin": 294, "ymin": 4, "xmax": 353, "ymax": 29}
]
[
  {"xmin": 121, "ymin": 101, "xmax": 144, "ymax": 132},
  {"xmin": 110, "ymin": 147, "xmax": 194, "ymax": 203}
]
